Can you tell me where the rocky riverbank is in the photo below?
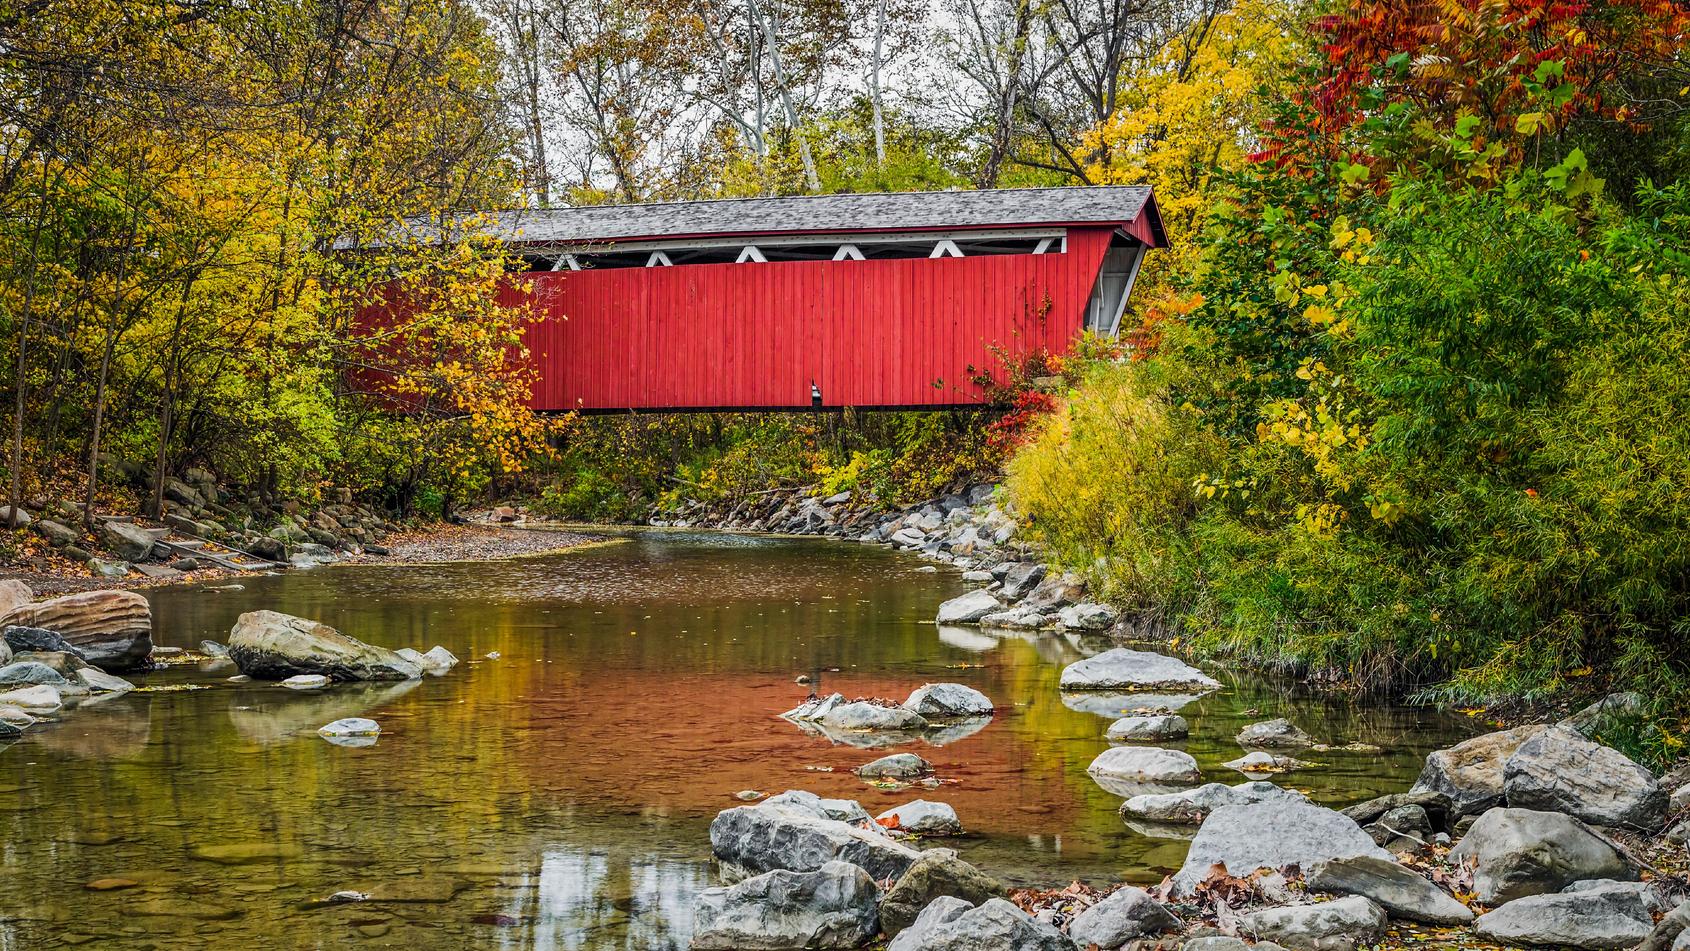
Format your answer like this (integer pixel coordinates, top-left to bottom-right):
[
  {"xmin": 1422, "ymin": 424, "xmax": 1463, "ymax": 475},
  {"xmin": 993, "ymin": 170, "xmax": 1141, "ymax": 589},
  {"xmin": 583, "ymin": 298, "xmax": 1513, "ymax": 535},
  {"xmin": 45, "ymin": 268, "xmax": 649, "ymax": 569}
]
[
  {"xmin": 690, "ymin": 666, "xmax": 1690, "ymax": 951},
  {"xmin": 0, "ymin": 577, "xmax": 465, "ymax": 748},
  {"xmin": 6, "ymin": 522, "xmax": 601, "ymax": 597},
  {"xmin": 495, "ymin": 480, "xmax": 1690, "ymax": 949}
]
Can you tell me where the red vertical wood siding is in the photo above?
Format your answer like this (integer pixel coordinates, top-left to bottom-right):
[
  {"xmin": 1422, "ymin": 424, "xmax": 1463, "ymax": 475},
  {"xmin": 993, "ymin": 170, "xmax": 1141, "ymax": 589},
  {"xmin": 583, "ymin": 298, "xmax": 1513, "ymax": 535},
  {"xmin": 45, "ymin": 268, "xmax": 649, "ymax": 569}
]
[{"xmin": 477, "ymin": 225, "xmax": 1117, "ymax": 411}]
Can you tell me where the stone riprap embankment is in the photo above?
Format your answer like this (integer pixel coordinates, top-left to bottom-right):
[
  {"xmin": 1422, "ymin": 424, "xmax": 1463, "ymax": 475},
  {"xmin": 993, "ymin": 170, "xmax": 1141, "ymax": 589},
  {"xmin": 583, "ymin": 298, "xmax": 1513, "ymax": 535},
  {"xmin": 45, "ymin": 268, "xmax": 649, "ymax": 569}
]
[{"xmin": 8, "ymin": 463, "xmax": 409, "ymax": 585}]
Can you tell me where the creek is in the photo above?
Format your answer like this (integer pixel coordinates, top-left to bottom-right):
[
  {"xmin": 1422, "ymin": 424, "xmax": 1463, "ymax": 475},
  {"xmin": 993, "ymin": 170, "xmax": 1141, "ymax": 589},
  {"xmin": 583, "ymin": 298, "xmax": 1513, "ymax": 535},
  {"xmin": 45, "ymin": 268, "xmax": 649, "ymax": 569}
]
[{"xmin": 0, "ymin": 530, "xmax": 1476, "ymax": 948}]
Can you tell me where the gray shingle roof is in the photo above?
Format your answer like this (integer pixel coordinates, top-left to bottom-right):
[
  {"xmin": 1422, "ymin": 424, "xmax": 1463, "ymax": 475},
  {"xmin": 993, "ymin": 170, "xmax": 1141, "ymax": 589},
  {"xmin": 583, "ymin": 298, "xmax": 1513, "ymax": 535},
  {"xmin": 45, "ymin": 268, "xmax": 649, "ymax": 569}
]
[{"xmin": 354, "ymin": 186, "xmax": 1158, "ymax": 249}]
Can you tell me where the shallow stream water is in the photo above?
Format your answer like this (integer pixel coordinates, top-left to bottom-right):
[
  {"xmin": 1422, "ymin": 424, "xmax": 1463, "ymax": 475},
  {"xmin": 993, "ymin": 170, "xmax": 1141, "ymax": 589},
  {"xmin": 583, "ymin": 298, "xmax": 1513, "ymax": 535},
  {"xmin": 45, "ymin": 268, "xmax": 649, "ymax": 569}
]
[{"xmin": 0, "ymin": 531, "xmax": 1476, "ymax": 949}]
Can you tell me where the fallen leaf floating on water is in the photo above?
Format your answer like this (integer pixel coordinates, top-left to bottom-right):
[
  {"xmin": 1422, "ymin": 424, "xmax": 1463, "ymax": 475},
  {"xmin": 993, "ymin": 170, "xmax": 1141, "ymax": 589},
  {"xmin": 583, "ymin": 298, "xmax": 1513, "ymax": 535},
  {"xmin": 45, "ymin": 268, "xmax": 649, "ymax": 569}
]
[{"xmin": 133, "ymin": 684, "xmax": 212, "ymax": 693}]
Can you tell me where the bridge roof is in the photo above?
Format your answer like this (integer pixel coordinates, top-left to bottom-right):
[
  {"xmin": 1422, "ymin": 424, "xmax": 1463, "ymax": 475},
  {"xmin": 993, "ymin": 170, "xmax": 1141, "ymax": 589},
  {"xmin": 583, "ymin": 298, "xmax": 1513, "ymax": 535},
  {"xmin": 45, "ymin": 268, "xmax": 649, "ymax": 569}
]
[{"xmin": 351, "ymin": 186, "xmax": 1162, "ymax": 249}]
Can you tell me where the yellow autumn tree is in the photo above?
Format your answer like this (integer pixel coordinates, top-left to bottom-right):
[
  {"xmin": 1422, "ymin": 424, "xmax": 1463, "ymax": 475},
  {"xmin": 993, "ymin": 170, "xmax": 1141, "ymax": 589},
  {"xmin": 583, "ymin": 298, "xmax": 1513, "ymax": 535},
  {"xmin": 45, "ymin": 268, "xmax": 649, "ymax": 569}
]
[{"xmin": 1080, "ymin": 0, "xmax": 1302, "ymax": 284}]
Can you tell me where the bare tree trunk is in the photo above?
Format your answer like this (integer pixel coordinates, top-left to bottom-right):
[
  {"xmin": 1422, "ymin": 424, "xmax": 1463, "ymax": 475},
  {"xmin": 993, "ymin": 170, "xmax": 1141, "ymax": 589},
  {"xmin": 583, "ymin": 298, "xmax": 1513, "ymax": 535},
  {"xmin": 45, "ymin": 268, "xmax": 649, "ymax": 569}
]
[
  {"xmin": 148, "ymin": 283, "xmax": 195, "ymax": 519},
  {"xmin": 870, "ymin": 0, "xmax": 888, "ymax": 166},
  {"xmin": 83, "ymin": 329, "xmax": 119, "ymax": 532},
  {"xmin": 7, "ymin": 166, "xmax": 48, "ymax": 527},
  {"xmin": 978, "ymin": 0, "xmax": 1031, "ymax": 189},
  {"xmin": 749, "ymin": 0, "xmax": 819, "ymax": 191},
  {"xmin": 513, "ymin": 0, "xmax": 552, "ymax": 205}
]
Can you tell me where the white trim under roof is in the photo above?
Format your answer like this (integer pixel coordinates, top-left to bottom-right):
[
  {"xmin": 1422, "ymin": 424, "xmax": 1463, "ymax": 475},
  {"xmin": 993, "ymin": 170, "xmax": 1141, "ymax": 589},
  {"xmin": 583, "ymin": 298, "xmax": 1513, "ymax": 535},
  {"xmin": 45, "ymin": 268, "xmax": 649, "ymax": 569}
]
[{"xmin": 538, "ymin": 227, "xmax": 1069, "ymax": 257}]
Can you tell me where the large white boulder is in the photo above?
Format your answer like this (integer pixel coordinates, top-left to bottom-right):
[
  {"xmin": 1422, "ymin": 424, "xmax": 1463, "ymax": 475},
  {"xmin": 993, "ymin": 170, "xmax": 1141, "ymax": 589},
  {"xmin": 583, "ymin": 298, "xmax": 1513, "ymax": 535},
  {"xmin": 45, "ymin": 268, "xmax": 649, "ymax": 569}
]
[
  {"xmin": 903, "ymin": 682, "xmax": 993, "ymax": 719},
  {"xmin": 1088, "ymin": 746, "xmax": 1201, "ymax": 797},
  {"xmin": 935, "ymin": 590, "xmax": 1003, "ymax": 624},
  {"xmin": 1503, "ymin": 724, "xmax": 1666, "ymax": 831},
  {"xmin": 227, "ymin": 611, "xmax": 420, "ymax": 682},
  {"xmin": 1059, "ymin": 648, "xmax": 1220, "ymax": 691},
  {"xmin": 1411, "ymin": 724, "xmax": 1546, "ymax": 819},
  {"xmin": 1447, "ymin": 807, "xmax": 1635, "ymax": 904},
  {"xmin": 887, "ymin": 897, "xmax": 1074, "ymax": 951},
  {"xmin": 1171, "ymin": 801, "xmax": 1390, "ymax": 896},
  {"xmin": 1235, "ymin": 896, "xmax": 1387, "ymax": 951},
  {"xmin": 709, "ymin": 790, "xmax": 921, "ymax": 882},
  {"xmin": 1472, "ymin": 881, "xmax": 1653, "ymax": 949},
  {"xmin": 691, "ymin": 860, "xmax": 880, "ymax": 950},
  {"xmin": 1121, "ymin": 781, "xmax": 1307, "ymax": 826}
]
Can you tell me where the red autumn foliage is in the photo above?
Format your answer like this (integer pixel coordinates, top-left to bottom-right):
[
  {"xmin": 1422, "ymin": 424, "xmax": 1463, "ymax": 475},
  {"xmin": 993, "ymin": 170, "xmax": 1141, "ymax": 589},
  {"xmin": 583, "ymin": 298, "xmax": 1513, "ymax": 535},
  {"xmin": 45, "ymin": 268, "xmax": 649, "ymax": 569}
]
[{"xmin": 1256, "ymin": 0, "xmax": 1690, "ymax": 171}]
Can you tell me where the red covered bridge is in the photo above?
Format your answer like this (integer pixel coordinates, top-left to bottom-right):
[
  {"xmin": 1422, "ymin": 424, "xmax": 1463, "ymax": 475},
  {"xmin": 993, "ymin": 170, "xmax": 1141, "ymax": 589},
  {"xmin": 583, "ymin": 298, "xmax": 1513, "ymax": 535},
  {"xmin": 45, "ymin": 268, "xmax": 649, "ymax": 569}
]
[{"xmin": 393, "ymin": 186, "xmax": 1164, "ymax": 412}]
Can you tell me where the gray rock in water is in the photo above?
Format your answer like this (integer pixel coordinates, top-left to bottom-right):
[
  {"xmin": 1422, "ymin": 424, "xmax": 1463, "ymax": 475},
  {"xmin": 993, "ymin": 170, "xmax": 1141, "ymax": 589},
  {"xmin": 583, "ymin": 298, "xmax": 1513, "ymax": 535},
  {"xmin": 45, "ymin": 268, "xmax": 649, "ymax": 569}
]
[
  {"xmin": 1, "ymin": 626, "xmax": 85, "ymax": 659},
  {"xmin": 858, "ymin": 753, "xmax": 932, "ymax": 779},
  {"xmin": 709, "ymin": 790, "xmax": 921, "ymax": 882},
  {"xmin": 1172, "ymin": 801, "xmax": 1391, "ymax": 895},
  {"xmin": 1121, "ymin": 781, "xmax": 1308, "ymax": 826},
  {"xmin": 1224, "ymin": 751, "xmax": 1309, "ymax": 775},
  {"xmin": 818, "ymin": 701, "xmax": 927, "ymax": 733},
  {"xmin": 0, "ymin": 703, "xmax": 35, "ymax": 728},
  {"xmin": 690, "ymin": 860, "xmax": 879, "ymax": 950},
  {"xmin": 281, "ymin": 674, "xmax": 331, "ymax": 689},
  {"xmin": 979, "ymin": 607, "xmax": 1053, "ymax": 630},
  {"xmin": 887, "ymin": 897, "xmax": 1074, "ymax": 951},
  {"xmin": 1411, "ymin": 724, "xmax": 1546, "ymax": 820},
  {"xmin": 1503, "ymin": 723, "xmax": 1666, "ymax": 831},
  {"xmin": 935, "ymin": 590, "xmax": 1003, "ymax": 624},
  {"xmin": 998, "ymin": 562, "xmax": 1046, "ymax": 600},
  {"xmin": 1057, "ymin": 602, "xmax": 1118, "ymax": 632},
  {"xmin": 199, "ymin": 640, "xmax": 229, "ymax": 657},
  {"xmin": 879, "ymin": 852, "xmax": 1005, "ymax": 938},
  {"xmin": 318, "ymin": 717, "xmax": 380, "ymax": 737},
  {"xmin": 1107, "ymin": 714, "xmax": 1189, "ymax": 743},
  {"xmin": 0, "ymin": 684, "xmax": 62, "ymax": 714},
  {"xmin": 1472, "ymin": 881, "xmax": 1654, "ymax": 949},
  {"xmin": 903, "ymin": 683, "xmax": 993, "ymax": 719},
  {"xmin": 763, "ymin": 792, "xmax": 870, "ymax": 826},
  {"xmin": 877, "ymin": 800, "xmax": 961, "ymax": 835},
  {"xmin": 1088, "ymin": 746, "xmax": 1201, "ymax": 796},
  {"xmin": 1021, "ymin": 571, "xmax": 1086, "ymax": 613},
  {"xmin": 74, "ymin": 667, "xmax": 135, "ymax": 694},
  {"xmin": 1235, "ymin": 896, "xmax": 1386, "ymax": 951},
  {"xmin": 227, "ymin": 610, "xmax": 420, "ymax": 681},
  {"xmin": 1306, "ymin": 854, "xmax": 1473, "ymax": 924},
  {"xmin": 0, "ymin": 591, "xmax": 152, "ymax": 671},
  {"xmin": 1068, "ymin": 887, "xmax": 1179, "ymax": 949},
  {"xmin": 99, "ymin": 520, "xmax": 155, "ymax": 561},
  {"xmin": 1448, "ymin": 807, "xmax": 1636, "ymax": 904},
  {"xmin": 1236, "ymin": 718, "xmax": 1315, "ymax": 749},
  {"xmin": 1059, "ymin": 648, "xmax": 1220, "ymax": 692},
  {"xmin": 0, "ymin": 662, "xmax": 67, "ymax": 687},
  {"xmin": 783, "ymin": 692, "xmax": 845, "ymax": 722}
]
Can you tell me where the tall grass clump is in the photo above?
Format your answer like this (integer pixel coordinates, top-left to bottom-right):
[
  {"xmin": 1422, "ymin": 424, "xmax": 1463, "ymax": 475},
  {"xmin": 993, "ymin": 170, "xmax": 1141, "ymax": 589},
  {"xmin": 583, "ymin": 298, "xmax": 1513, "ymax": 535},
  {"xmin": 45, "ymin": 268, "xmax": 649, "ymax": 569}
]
[{"xmin": 1005, "ymin": 359, "xmax": 1223, "ymax": 624}]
